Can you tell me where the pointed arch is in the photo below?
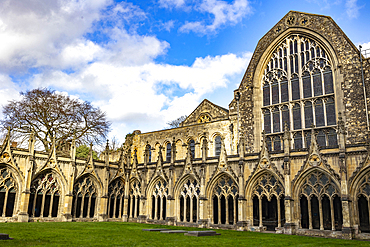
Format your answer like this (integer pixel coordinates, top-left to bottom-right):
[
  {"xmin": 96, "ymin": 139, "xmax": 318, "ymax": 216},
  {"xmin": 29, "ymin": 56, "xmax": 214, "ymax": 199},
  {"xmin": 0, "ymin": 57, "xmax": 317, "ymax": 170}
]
[
  {"xmin": 127, "ymin": 177, "xmax": 142, "ymax": 219},
  {"xmin": 174, "ymin": 174, "xmax": 200, "ymax": 223},
  {"xmin": 71, "ymin": 174, "xmax": 100, "ymax": 219},
  {"xmin": 107, "ymin": 177, "xmax": 125, "ymax": 219},
  {"xmin": 0, "ymin": 164, "xmax": 22, "ymax": 218},
  {"xmin": 146, "ymin": 176, "xmax": 168, "ymax": 220},
  {"xmin": 28, "ymin": 168, "xmax": 65, "ymax": 218}
]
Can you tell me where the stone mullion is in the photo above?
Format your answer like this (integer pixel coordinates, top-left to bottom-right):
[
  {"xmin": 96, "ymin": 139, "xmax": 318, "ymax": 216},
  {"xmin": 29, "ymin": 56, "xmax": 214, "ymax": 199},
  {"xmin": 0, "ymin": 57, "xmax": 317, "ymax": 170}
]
[
  {"xmin": 159, "ymin": 196, "xmax": 163, "ymax": 220},
  {"xmin": 130, "ymin": 195, "xmax": 134, "ymax": 218},
  {"xmin": 184, "ymin": 196, "xmax": 187, "ymax": 222},
  {"xmin": 40, "ymin": 193, "xmax": 46, "ymax": 217},
  {"xmin": 330, "ymin": 197, "xmax": 335, "ymax": 231},
  {"xmin": 319, "ymin": 198, "xmax": 324, "ymax": 230},
  {"xmin": 323, "ymin": 99, "xmax": 328, "ymax": 127},
  {"xmin": 87, "ymin": 195, "xmax": 92, "ymax": 218},
  {"xmin": 119, "ymin": 195, "xmax": 123, "ymax": 218},
  {"xmin": 277, "ymin": 197, "xmax": 281, "ymax": 227},
  {"xmin": 134, "ymin": 196, "xmax": 138, "ymax": 218},
  {"xmin": 308, "ymin": 198, "xmax": 312, "ymax": 229},
  {"xmin": 225, "ymin": 196, "xmax": 229, "ymax": 224},
  {"xmin": 233, "ymin": 197, "xmax": 237, "ymax": 225},
  {"xmin": 190, "ymin": 196, "xmax": 194, "ymax": 223},
  {"xmin": 259, "ymin": 197, "xmax": 263, "ymax": 228},
  {"xmin": 107, "ymin": 196, "xmax": 111, "ymax": 218},
  {"xmin": 154, "ymin": 196, "xmax": 158, "ymax": 220},
  {"xmin": 48, "ymin": 194, "xmax": 54, "ymax": 218},
  {"xmin": 80, "ymin": 195, "xmax": 85, "ymax": 218},
  {"xmin": 32, "ymin": 192, "xmax": 37, "ymax": 217},
  {"xmin": 113, "ymin": 195, "xmax": 117, "ymax": 218},
  {"xmin": 2, "ymin": 190, "xmax": 8, "ymax": 217},
  {"xmin": 218, "ymin": 197, "xmax": 221, "ymax": 225}
]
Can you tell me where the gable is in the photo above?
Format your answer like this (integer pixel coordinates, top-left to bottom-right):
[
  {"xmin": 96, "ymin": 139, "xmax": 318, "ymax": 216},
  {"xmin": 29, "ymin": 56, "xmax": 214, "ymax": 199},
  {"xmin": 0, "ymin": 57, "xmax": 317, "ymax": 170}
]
[{"xmin": 181, "ymin": 99, "xmax": 229, "ymax": 127}]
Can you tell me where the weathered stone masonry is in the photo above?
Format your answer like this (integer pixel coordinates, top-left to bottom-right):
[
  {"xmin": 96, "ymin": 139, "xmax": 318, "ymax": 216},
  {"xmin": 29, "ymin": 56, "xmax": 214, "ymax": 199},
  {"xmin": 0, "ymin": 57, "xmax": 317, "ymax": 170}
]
[{"xmin": 1, "ymin": 11, "xmax": 370, "ymax": 240}]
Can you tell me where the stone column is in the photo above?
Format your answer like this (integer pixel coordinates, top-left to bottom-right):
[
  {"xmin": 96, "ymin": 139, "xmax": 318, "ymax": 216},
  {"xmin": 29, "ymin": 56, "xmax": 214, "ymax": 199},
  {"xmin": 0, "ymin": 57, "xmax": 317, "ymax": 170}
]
[
  {"xmin": 282, "ymin": 123, "xmax": 296, "ymax": 234},
  {"xmin": 197, "ymin": 138, "xmax": 208, "ymax": 228},
  {"xmin": 337, "ymin": 113, "xmax": 352, "ymax": 239},
  {"xmin": 236, "ymin": 135, "xmax": 248, "ymax": 231},
  {"xmin": 165, "ymin": 164, "xmax": 175, "ymax": 225},
  {"xmin": 122, "ymin": 171, "xmax": 130, "ymax": 222}
]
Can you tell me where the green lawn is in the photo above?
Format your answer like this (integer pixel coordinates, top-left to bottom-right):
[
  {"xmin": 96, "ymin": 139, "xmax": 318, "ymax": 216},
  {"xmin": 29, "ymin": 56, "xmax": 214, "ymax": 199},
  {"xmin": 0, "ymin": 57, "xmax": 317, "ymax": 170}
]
[{"xmin": 0, "ymin": 222, "xmax": 368, "ymax": 246}]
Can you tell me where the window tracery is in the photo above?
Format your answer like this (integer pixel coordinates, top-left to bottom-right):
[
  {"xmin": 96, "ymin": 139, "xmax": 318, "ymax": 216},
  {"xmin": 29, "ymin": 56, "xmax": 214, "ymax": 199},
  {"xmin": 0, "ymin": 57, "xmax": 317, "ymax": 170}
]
[
  {"xmin": 0, "ymin": 167, "xmax": 17, "ymax": 217},
  {"xmin": 212, "ymin": 175, "xmax": 238, "ymax": 225},
  {"xmin": 179, "ymin": 177, "xmax": 200, "ymax": 223},
  {"xmin": 251, "ymin": 173, "xmax": 285, "ymax": 229},
  {"xmin": 107, "ymin": 179, "xmax": 124, "ymax": 219},
  {"xmin": 72, "ymin": 177, "xmax": 97, "ymax": 219},
  {"xmin": 128, "ymin": 180, "xmax": 141, "ymax": 219},
  {"xmin": 28, "ymin": 173, "xmax": 60, "ymax": 218},
  {"xmin": 298, "ymin": 170, "xmax": 342, "ymax": 230},
  {"xmin": 262, "ymin": 35, "xmax": 337, "ymax": 151},
  {"xmin": 151, "ymin": 180, "xmax": 168, "ymax": 220}
]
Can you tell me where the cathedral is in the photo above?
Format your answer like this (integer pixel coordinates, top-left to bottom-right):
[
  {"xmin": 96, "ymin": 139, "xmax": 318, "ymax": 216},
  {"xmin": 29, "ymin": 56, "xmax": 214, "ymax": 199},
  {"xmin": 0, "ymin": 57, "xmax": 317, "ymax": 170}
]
[{"xmin": 1, "ymin": 11, "xmax": 370, "ymax": 240}]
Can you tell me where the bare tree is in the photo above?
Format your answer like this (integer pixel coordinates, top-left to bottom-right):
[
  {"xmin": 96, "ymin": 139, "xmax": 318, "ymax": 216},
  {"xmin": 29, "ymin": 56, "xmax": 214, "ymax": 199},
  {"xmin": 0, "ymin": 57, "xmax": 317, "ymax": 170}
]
[
  {"xmin": 1, "ymin": 88, "xmax": 111, "ymax": 152},
  {"xmin": 166, "ymin": 115, "xmax": 187, "ymax": 129}
]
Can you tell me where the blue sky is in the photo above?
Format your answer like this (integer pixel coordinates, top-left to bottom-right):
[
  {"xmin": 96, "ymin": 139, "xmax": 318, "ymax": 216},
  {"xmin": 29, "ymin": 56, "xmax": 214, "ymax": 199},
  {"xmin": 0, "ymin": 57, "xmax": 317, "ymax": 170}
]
[{"xmin": 0, "ymin": 0, "xmax": 369, "ymax": 148}]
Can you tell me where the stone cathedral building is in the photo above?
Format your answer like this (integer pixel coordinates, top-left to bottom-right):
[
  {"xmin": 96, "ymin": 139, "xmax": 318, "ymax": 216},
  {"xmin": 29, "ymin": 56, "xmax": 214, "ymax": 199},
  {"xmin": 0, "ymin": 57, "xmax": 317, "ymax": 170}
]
[{"xmin": 1, "ymin": 11, "xmax": 370, "ymax": 240}]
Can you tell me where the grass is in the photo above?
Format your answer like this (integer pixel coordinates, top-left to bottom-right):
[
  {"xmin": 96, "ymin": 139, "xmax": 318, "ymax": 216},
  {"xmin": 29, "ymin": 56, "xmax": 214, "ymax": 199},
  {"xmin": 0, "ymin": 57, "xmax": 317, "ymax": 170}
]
[{"xmin": 0, "ymin": 222, "xmax": 368, "ymax": 246}]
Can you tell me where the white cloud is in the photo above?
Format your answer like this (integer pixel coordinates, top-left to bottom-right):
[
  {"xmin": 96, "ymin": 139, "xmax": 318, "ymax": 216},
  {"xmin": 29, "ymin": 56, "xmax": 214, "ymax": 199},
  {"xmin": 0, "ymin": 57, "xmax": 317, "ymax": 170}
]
[
  {"xmin": 0, "ymin": 0, "xmax": 253, "ymax": 144},
  {"xmin": 158, "ymin": 0, "xmax": 187, "ymax": 9},
  {"xmin": 179, "ymin": 0, "xmax": 252, "ymax": 34},
  {"xmin": 346, "ymin": 0, "xmax": 361, "ymax": 19}
]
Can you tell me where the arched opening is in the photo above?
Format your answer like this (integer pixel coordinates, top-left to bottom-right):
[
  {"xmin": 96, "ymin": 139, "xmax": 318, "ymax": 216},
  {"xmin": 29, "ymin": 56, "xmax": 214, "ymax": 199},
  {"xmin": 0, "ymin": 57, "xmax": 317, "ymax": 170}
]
[
  {"xmin": 298, "ymin": 170, "xmax": 341, "ymax": 230},
  {"xmin": 358, "ymin": 195, "xmax": 369, "ymax": 232},
  {"xmin": 71, "ymin": 176, "xmax": 97, "ymax": 219},
  {"xmin": 28, "ymin": 172, "xmax": 61, "ymax": 218},
  {"xmin": 151, "ymin": 179, "xmax": 168, "ymax": 221},
  {"xmin": 212, "ymin": 175, "xmax": 238, "ymax": 225},
  {"xmin": 178, "ymin": 177, "xmax": 199, "ymax": 223},
  {"xmin": 107, "ymin": 179, "xmax": 124, "ymax": 219}
]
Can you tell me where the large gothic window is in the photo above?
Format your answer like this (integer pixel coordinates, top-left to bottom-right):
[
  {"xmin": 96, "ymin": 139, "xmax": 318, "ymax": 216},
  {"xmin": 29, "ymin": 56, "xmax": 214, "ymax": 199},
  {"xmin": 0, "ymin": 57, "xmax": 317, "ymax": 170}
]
[
  {"xmin": 28, "ymin": 173, "xmax": 60, "ymax": 218},
  {"xmin": 179, "ymin": 177, "xmax": 200, "ymax": 223},
  {"xmin": 107, "ymin": 179, "xmax": 124, "ymax": 219},
  {"xmin": 72, "ymin": 177, "xmax": 97, "ymax": 219},
  {"xmin": 151, "ymin": 180, "xmax": 168, "ymax": 220},
  {"xmin": 298, "ymin": 171, "xmax": 342, "ymax": 231},
  {"xmin": 252, "ymin": 173, "xmax": 285, "ymax": 230},
  {"xmin": 0, "ymin": 167, "xmax": 17, "ymax": 217},
  {"xmin": 128, "ymin": 180, "xmax": 141, "ymax": 219},
  {"xmin": 262, "ymin": 35, "xmax": 337, "ymax": 150},
  {"xmin": 212, "ymin": 175, "xmax": 238, "ymax": 225}
]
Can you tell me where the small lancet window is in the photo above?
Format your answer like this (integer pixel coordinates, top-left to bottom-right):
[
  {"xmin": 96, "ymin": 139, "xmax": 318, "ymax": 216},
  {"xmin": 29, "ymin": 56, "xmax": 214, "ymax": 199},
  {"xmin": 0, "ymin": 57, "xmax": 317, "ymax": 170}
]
[
  {"xmin": 189, "ymin": 140, "xmax": 195, "ymax": 158},
  {"xmin": 215, "ymin": 136, "xmax": 221, "ymax": 157},
  {"xmin": 166, "ymin": 143, "xmax": 171, "ymax": 162}
]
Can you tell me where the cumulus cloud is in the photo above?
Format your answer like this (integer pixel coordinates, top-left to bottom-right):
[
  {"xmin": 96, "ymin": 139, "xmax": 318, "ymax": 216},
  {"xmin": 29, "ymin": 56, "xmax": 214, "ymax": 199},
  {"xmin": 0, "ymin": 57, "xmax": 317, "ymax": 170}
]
[
  {"xmin": 158, "ymin": 0, "xmax": 187, "ymax": 9},
  {"xmin": 179, "ymin": 0, "xmax": 252, "ymax": 34},
  {"xmin": 0, "ymin": 0, "xmax": 252, "ymax": 143}
]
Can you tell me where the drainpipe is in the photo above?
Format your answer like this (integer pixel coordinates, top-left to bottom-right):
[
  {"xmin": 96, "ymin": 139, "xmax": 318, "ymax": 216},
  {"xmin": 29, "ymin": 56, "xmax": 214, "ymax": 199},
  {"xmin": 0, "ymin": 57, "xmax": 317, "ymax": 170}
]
[{"xmin": 359, "ymin": 45, "xmax": 370, "ymax": 134}]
